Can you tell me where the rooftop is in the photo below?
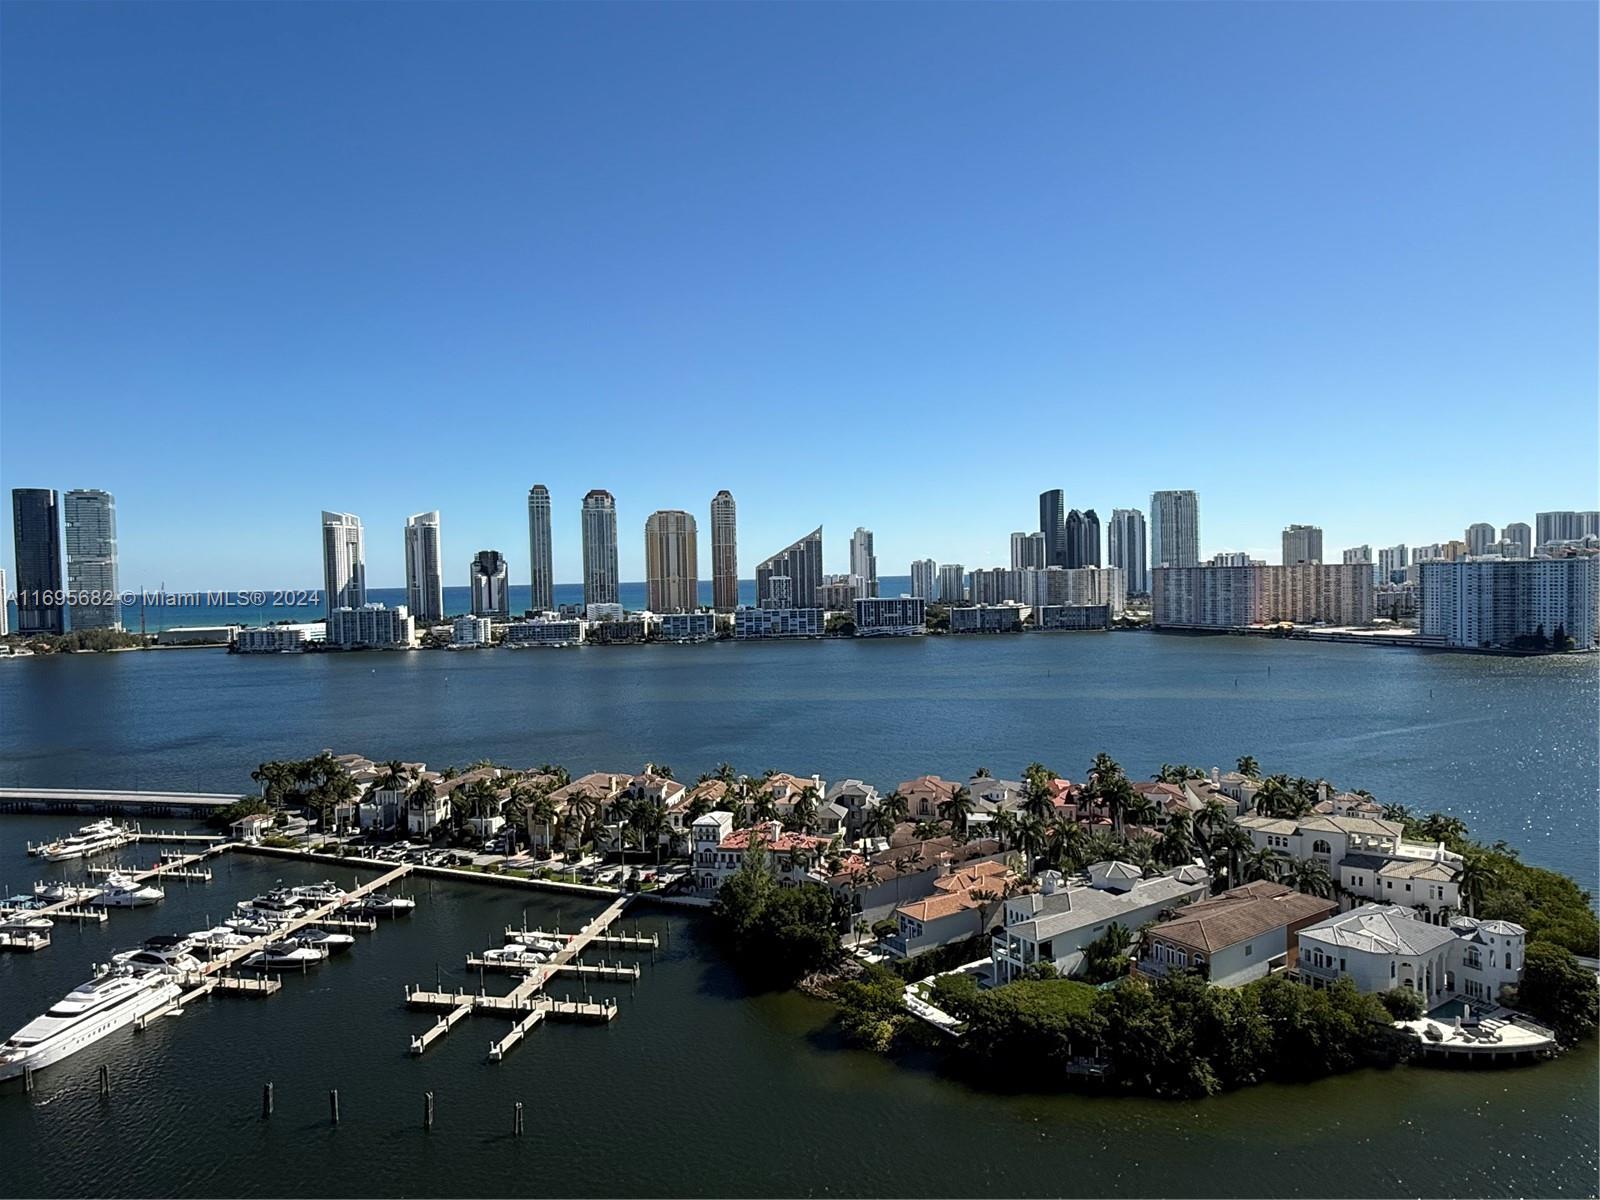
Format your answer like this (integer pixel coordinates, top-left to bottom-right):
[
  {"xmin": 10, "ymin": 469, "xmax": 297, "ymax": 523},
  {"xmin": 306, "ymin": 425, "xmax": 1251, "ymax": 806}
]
[{"xmin": 1149, "ymin": 881, "xmax": 1336, "ymax": 954}]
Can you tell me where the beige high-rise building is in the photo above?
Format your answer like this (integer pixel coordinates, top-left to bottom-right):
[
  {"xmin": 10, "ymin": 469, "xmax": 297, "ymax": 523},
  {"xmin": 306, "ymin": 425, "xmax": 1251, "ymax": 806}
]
[
  {"xmin": 645, "ymin": 510, "xmax": 699, "ymax": 613},
  {"xmin": 528, "ymin": 485, "xmax": 554, "ymax": 612},
  {"xmin": 581, "ymin": 490, "xmax": 619, "ymax": 608},
  {"xmin": 711, "ymin": 490, "xmax": 738, "ymax": 612}
]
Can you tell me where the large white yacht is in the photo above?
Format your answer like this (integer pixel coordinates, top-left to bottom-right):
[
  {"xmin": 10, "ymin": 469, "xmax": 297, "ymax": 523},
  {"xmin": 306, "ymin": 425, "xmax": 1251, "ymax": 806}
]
[
  {"xmin": 34, "ymin": 819, "xmax": 134, "ymax": 863},
  {"xmin": 33, "ymin": 880, "xmax": 100, "ymax": 903},
  {"xmin": 89, "ymin": 872, "xmax": 164, "ymax": 908},
  {"xmin": 0, "ymin": 967, "xmax": 181, "ymax": 1081}
]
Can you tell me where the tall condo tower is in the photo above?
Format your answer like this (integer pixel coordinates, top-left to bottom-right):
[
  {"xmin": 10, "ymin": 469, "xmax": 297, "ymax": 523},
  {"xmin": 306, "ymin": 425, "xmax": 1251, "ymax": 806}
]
[
  {"xmin": 1282, "ymin": 524, "xmax": 1324, "ymax": 565},
  {"xmin": 581, "ymin": 489, "xmax": 620, "ymax": 607},
  {"xmin": 527, "ymin": 485, "xmax": 554, "ymax": 612},
  {"xmin": 710, "ymin": 490, "xmax": 738, "ymax": 612},
  {"xmin": 756, "ymin": 527, "xmax": 823, "ymax": 608},
  {"xmin": 910, "ymin": 558, "xmax": 938, "ymax": 599},
  {"xmin": 645, "ymin": 510, "xmax": 699, "ymax": 613},
  {"xmin": 1108, "ymin": 509, "xmax": 1149, "ymax": 595},
  {"xmin": 1150, "ymin": 490, "xmax": 1200, "ymax": 569},
  {"xmin": 1078, "ymin": 509, "xmax": 1102, "ymax": 568},
  {"xmin": 321, "ymin": 511, "xmax": 367, "ymax": 617},
  {"xmin": 1010, "ymin": 532, "xmax": 1046, "ymax": 571},
  {"xmin": 849, "ymin": 527, "xmax": 878, "ymax": 598},
  {"xmin": 12, "ymin": 488, "xmax": 64, "ymax": 634},
  {"xmin": 63, "ymin": 488, "xmax": 120, "ymax": 630},
  {"xmin": 1039, "ymin": 489, "xmax": 1067, "ymax": 568},
  {"xmin": 469, "ymin": 549, "xmax": 510, "ymax": 617},
  {"xmin": 403, "ymin": 511, "xmax": 445, "ymax": 623}
]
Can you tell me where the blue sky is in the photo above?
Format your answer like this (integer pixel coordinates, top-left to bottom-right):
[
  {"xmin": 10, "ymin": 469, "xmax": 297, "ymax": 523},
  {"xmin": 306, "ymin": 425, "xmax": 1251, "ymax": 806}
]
[{"xmin": 2, "ymin": 2, "xmax": 1594, "ymax": 590}]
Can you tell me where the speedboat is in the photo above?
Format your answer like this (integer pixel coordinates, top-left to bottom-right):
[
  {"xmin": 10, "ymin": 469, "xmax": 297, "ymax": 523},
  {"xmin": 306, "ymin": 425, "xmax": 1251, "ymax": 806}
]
[
  {"xmin": 33, "ymin": 881, "xmax": 100, "ymax": 903},
  {"xmin": 355, "ymin": 892, "xmax": 415, "ymax": 915},
  {"xmin": 291, "ymin": 928, "xmax": 354, "ymax": 954},
  {"xmin": 34, "ymin": 819, "xmax": 133, "ymax": 863},
  {"xmin": 235, "ymin": 889, "xmax": 305, "ymax": 920},
  {"xmin": 504, "ymin": 931, "xmax": 564, "ymax": 955},
  {"xmin": 0, "ymin": 967, "xmax": 181, "ymax": 1081},
  {"xmin": 241, "ymin": 943, "xmax": 327, "ymax": 970},
  {"xmin": 224, "ymin": 913, "xmax": 291, "ymax": 937},
  {"xmin": 480, "ymin": 944, "xmax": 548, "ymax": 968},
  {"xmin": 89, "ymin": 872, "xmax": 164, "ymax": 908},
  {"xmin": 112, "ymin": 936, "xmax": 203, "ymax": 977},
  {"xmin": 188, "ymin": 926, "xmax": 254, "ymax": 955}
]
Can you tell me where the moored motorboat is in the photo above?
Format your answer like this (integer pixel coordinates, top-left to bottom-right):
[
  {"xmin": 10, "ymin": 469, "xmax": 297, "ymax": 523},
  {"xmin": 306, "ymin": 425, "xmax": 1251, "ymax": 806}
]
[
  {"xmin": 288, "ymin": 881, "xmax": 347, "ymax": 904},
  {"xmin": 1, "ymin": 914, "xmax": 55, "ymax": 933},
  {"xmin": 188, "ymin": 925, "xmax": 254, "ymax": 955},
  {"xmin": 89, "ymin": 872, "xmax": 164, "ymax": 908},
  {"xmin": 504, "ymin": 931, "xmax": 563, "ymax": 955},
  {"xmin": 112, "ymin": 936, "xmax": 203, "ymax": 977},
  {"xmin": 292, "ymin": 928, "xmax": 354, "ymax": 953},
  {"xmin": 33, "ymin": 819, "xmax": 134, "ymax": 863},
  {"xmin": 33, "ymin": 880, "xmax": 100, "ymax": 904},
  {"xmin": 241, "ymin": 943, "xmax": 327, "ymax": 970},
  {"xmin": 355, "ymin": 892, "xmax": 415, "ymax": 915},
  {"xmin": 481, "ymin": 944, "xmax": 549, "ymax": 967}
]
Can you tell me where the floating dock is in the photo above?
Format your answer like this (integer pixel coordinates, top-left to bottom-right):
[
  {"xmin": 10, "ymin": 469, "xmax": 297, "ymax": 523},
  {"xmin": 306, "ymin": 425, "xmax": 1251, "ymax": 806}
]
[
  {"xmin": 0, "ymin": 844, "xmax": 228, "ymax": 944},
  {"xmin": 0, "ymin": 928, "xmax": 50, "ymax": 952},
  {"xmin": 408, "ymin": 896, "xmax": 641, "ymax": 1059}
]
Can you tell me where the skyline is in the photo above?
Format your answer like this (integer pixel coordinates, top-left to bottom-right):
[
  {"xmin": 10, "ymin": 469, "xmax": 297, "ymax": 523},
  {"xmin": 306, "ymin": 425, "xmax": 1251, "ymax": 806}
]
[{"xmin": 1, "ymin": 2, "xmax": 1596, "ymax": 588}]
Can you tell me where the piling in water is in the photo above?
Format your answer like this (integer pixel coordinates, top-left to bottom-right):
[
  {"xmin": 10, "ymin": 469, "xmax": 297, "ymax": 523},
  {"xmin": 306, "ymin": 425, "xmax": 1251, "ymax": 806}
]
[
  {"xmin": 513, "ymin": 1101, "xmax": 524, "ymax": 1136},
  {"xmin": 423, "ymin": 1090, "xmax": 435, "ymax": 1131},
  {"xmin": 330, "ymin": 1088, "xmax": 339, "ymax": 1125},
  {"xmin": 262, "ymin": 1082, "xmax": 273, "ymax": 1118},
  {"xmin": 98, "ymin": 1064, "xmax": 110, "ymax": 1097}
]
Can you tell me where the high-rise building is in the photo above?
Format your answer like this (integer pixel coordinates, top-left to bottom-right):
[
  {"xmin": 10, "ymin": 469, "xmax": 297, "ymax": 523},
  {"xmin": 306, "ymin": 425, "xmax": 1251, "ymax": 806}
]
[
  {"xmin": 1465, "ymin": 523, "xmax": 1497, "ymax": 557},
  {"xmin": 1536, "ymin": 511, "xmax": 1600, "ymax": 548},
  {"xmin": 849, "ymin": 527, "xmax": 878, "ymax": 598},
  {"xmin": 581, "ymin": 490, "xmax": 620, "ymax": 608},
  {"xmin": 1342, "ymin": 545, "xmax": 1372, "ymax": 567},
  {"xmin": 11, "ymin": 488, "xmax": 64, "ymax": 635},
  {"xmin": 321, "ymin": 511, "xmax": 367, "ymax": 618},
  {"xmin": 645, "ymin": 510, "xmax": 699, "ymax": 613},
  {"xmin": 755, "ymin": 527, "xmax": 823, "ymax": 609},
  {"xmin": 1152, "ymin": 564, "xmax": 1372, "ymax": 629},
  {"xmin": 937, "ymin": 563, "xmax": 967, "ymax": 604},
  {"xmin": 1039, "ymin": 489, "xmax": 1067, "ymax": 568},
  {"xmin": 527, "ymin": 485, "xmax": 554, "ymax": 613},
  {"xmin": 403, "ymin": 511, "xmax": 445, "ymax": 623},
  {"xmin": 469, "ymin": 550, "xmax": 511, "ymax": 618},
  {"xmin": 1282, "ymin": 525, "xmax": 1323, "ymax": 565},
  {"xmin": 1108, "ymin": 509, "xmax": 1148, "ymax": 595},
  {"xmin": 1077, "ymin": 509, "xmax": 1102, "ymax": 568},
  {"xmin": 1150, "ymin": 490, "xmax": 1200, "ymax": 569},
  {"xmin": 1420, "ymin": 558, "xmax": 1599, "ymax": 649},
  {"xmin": 0, "ymin": 567, "xmax": 7, "ymax": 636},
  {"xmin": 910, "ymin": 558, "xmax": 938, "ymax": 600},
  {"xmin": 1064, "ymin": 510, "xmax": 1085, "ymax": 568},
  {"xmin": 1501, "ymin": 523, "xmax": 1533, "ymax": 560},
  {"xmin": 1378, "ymin": 544, "xmax": 1408, "ymax": 585},
  {"xmin": 63, "ymin": 489, "xmax": 120, "ymax": 630},
  {"xmin": 1010, "ymin": 532, "xmax": 1046, "ymax": 571},
  {"xmin": 710, "ymin": 490, "xmax": 738, "ymax": 613}
]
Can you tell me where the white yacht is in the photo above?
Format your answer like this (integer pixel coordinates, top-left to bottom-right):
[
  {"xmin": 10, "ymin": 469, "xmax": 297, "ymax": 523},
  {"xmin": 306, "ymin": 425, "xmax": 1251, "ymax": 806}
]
[
  {"xmin": 89, "ymin": 873, "xmax": 164, "ymax": 908},
  {"xmin": 35, "ymin": 819, "xmax": 134, "ymax": 863},
  {"xmin": 355, "ymin": 892, "xmax": 415, "ymax": 915},
  {"xmin": 1, "ymin": 914, "xmax": 55, "ymax": 933},
  {"xmin": 0, "ymin": 967, "xmax": 181, "ymax": 1081},
  {"xmin": 241, "ymin": 943, "xmax": 327, "ymax": 970},
  {"xmin": 288, "ymin": 881, "xmax": 347, "ymax": 904},
  {"xmin": 33, "ymin": 880, "xmax": 100, "ymax": 903},
  {"xmin": 481, "ymin": 944, "xmax": 549, "ymax": 968},
  {"xmin": 236, "ymin": 889, "xmax": 306, "ymax": 920},
  {"xmin": 188, "ymin": 925, "xmax": 254, "ymax": 955},
  {"xmin": 112, "ymin": 936, "xmax": 203, "ymax": 977}
]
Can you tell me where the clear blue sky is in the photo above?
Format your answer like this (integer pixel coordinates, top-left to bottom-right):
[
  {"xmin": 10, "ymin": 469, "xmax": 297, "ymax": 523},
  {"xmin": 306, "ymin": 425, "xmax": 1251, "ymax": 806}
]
[{"xmin": 2, "ymin": 2, "xmax": 1594, "ymax": 589}]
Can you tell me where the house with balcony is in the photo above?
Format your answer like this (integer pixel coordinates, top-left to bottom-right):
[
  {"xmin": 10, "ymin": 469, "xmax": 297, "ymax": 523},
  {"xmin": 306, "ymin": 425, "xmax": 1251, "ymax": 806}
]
[
  {"xmin": 825, "ymin": 779, "xmax": 880, "ymax": 835},
  {"xmin": 691, "ymin": 819, "xmax": 834, "ymax": 893},
  {"xmin": 896, "ymin": 775, "xmax": 961, "ymax": 821},
  {"xmin": 1138, "ymin": 880, "xmax": 1336, "ymax": 987},
  {"xmin": 1296, "ymin": 904, "xmax": 1525, "ymax": 1008},
  {"xmin": 884, "ymin": 860, "xmax": 1017, "ymax": 959},
  {"xmin": 827, "ymin": 834, "xmax": 1008, "ymax": 923},
  {"xmin": 1338, "ymin": 854, "xmax": 1461, "ymax": 922},
  {"xmin": 990, "ymin": 862, "xmax": 1210, "ymax": 984}
]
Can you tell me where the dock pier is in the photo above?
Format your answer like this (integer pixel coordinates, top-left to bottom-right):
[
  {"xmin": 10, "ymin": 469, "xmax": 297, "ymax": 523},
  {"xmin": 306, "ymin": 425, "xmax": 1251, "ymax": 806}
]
[{"xmin": 407, "ymin": 896, "xmax": 640, "ymax": 1059}]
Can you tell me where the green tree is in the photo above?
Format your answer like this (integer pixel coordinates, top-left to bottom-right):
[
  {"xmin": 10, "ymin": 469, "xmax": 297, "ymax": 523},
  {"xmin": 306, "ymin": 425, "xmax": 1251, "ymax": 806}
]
[{"xmin": 1515, "ymin": 943, "xmax": 1599, "ymax": 1043}]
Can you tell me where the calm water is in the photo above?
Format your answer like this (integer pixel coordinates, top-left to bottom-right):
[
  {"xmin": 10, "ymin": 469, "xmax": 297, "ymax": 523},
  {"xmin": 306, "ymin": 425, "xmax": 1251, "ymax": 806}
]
[{"xmin": 0, "ymin": 635, "xmax": 1597, "ymax": 1197}]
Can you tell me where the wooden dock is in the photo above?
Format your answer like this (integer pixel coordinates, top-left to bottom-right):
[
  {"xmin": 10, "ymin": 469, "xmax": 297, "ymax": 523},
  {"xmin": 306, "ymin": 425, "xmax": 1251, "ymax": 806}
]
[
  {"xmin": 0, "ymin": 928, "xmax": 50, "ymax": 951},
  {"xmin": 504, "ymin": 923, "xmax": 658, "ymax": 951},
  {"xmin": 213, "ymin": 975, "xmax": 281, "ymax": 996},
  {"xmin": 408, "ymin": 895, "xmax": 638, "ymax": 1059},
  {"xmin": 0, "ymin": 844, "xmax": 228, "ymax": 940},
  {"xmin": 465, "ymin": 956, "xmax": 640, "ymax": 981},
  {"xmin": 88, "ymin": 863, "xmax": 213, "ymax": 882}
]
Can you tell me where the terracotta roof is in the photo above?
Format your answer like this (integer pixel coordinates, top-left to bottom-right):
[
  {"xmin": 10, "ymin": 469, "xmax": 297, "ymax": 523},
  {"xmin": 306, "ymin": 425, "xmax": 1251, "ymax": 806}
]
[
  {"xmin": 896, "ymin": 775, "xmax": 959, "ymax": 805},
  {"xmin": 718, "ymin": 821, "xmax": 830, "ymax": 855},
  {"xmin": 1150, "ymin": 881, "xmax": 1336, "ymax": 954},
  {"xmin": 829, "ymin": 835, "xmax": 1003, "ymax": 886},
  {"xmin": 898, "ymin": 890, "xmax": 983, "ymax": 921}
]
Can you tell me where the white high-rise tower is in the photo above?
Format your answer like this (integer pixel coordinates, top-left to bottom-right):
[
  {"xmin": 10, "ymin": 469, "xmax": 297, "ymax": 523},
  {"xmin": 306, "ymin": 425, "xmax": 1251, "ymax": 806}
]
[
  {"xmin": 404, "ymin": 511, "xmax": 444, "ymax": 623},
  {"xmin": 321, "ymin": 511, "xmax": 366, "ymax": 617}
]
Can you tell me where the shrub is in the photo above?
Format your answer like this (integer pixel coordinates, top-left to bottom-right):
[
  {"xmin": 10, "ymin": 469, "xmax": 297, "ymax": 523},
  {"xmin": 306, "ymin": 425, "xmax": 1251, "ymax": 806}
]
[
  {"xmin": 1378, "ymin": 987, "xmax": 1425, "ymax": 1020},
  {"xmin": 1515, "ymin": 943, "xmax": 1599, "ymax": 1044}
]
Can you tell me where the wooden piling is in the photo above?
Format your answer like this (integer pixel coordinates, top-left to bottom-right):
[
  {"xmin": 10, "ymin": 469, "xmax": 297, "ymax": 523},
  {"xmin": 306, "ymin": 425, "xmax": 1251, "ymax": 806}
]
[
  {"xmin": 329, "ymin": 1088, "xmax": 340, "ymax": 1124},
  {"xmin": 98, "ymin": 1064, "xmax": 110, "ymax": 1097},
  {"xmin": 513, "ymin": 1101, "xmax": 524, "ymax": 1136},
  {"xmin": 262, "ymin": 1081, "xmax": 274, "ymax": 1118},
  {"xmin": 23, "ymin": 1067, "xmax": 33, "ymax": 1095},
  {"xmin": 423, "ymin": 1090, "xmax": 435, "ymax": 1130}
]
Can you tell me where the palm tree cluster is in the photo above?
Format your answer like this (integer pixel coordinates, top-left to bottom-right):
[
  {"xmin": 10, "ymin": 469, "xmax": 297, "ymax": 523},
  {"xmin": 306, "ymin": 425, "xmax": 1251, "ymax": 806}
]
[{"xmin": 250, "ymin": 752, "xmax": 360, "ymax": 833}]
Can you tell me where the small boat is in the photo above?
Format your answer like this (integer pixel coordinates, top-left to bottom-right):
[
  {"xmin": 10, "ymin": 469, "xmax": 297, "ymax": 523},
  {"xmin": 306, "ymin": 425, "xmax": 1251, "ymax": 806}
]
[
  {"xmin": 481, "ymin": 944, "xmax": 548, "ymax": 967},
  {"xmin": 89, "ymin": 872, "xmax": 164, "ymax": 908},
  {"xmin": 33, "ymin": 881, "xmax": 100, "ymax": 903},
  {"xmin": 292, "ymin": 928, "xmax": 354, "ymax": 954},
  {"xmin": 241, "ymin": 943, "xmax": 327, "ymax": 970},
  {"xmin": 223, "ymin": 914, "xmax": 288, "ymax": 937},
  {"xmin": 288, "ymin": 881, "xmax": 347, "ymax": 904},
  {"xmin": 0, "ymin": 967, "xmax": 181, "ymax": 1081},
  {"xmin": 505, "ymin": 931, "xmax": 563, "ymax": 955},
  {"xmin": 188, "ymin": 926, "xmax": 254, "ymax": 955},
  {"xmin": 355, "ymin": 892, "xmax": 415, "ymax": 915}
]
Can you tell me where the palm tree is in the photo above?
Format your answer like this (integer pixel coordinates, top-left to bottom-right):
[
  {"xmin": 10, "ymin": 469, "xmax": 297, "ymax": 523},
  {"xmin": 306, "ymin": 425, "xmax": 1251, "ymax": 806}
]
[
  {"xmin": 787, "ymin": 785, "xmax": 820, "ymax": 833},
  {"xmin": 1121, "ymin": 790, "xmax": 1159, "ymax": 834},
  {"xmin": 973, "ymin": 766, "xmax": 992, "ymax": 779},
  {"xmin": 714, "ymin": 762, "xmax": 737, "ymax": 785},
  {"xmin": 939, "ymin": 786, "xmax": 975, "ymax": 835},
  {"xmin": 1194, "ymin": 797, "xmax": 1229, "ymax": 846},
  {"xmin": 862, "ymin": 805, "xmax": 898, "ymax": 841},
  {"xmin": 1456, "ymin": 852, "xmax": 1496, "ymax": 917},
  {"xmin": 1281, "ymin": 856, "xmax": 1333, "ymax": 897},
  {"xmin": 1236, "ymin": 755, "xmax": 1261, "ymax": 779},
  {"xmin": 1083, "ymin": 829, "xmax": 1123, "ymax": 866},
  {"xmin": 1016, "ymin": 815, "xmax": 1047, "ymax": 875},
  {"xmin": 527, "ymin": 792, "xmax": 560, "ymax": 850},
  {"xmin": 880, "ymin": 791, "xmax": 909, "ymax": 827},
  {"xmin": 629, "ymin": 801, "xmax": 668, "ymax": 865},
  {"xmin": 535, "ymin": 763, "xmax": 571, "ymax": 789},
  {"xmin": 990, "ymin": 809, "xmax": 1019, "ymax": 851},
  {"xmin": 1241, "ymin": 846, "xmax": 1284, "ymax": 883},
  {"xmin": 1046, "ymin": 816, "xmax": 1088, "ymax": 874},
  {"xmin": 1417, "ymin": 812, "xmax": 1467, "ymax": 846},
  {"xmin": 750, "ymin": 788, "xmax": 778, "ymax": 826},
  {"xmin": 1208, "ymin": 823, "xmax": 1252, "ymax": 887},
  {"xmin": 1158, "ymin": 814, "xmax": 1193, "ymax": 867},
  {"xmin": 609, "ymin": 795, "xmax": 636, "ymax": 863},
  {"xmin": 685, "ymin": 793, "xmax": 716, "ymax": 824},
  {"xmin": 377, "ymin": 760, "xmax": 409, "ymax": 793},
  {"xmin": 1381, "ymin": 802, "xmax": 1413, "ymax": 825}
]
